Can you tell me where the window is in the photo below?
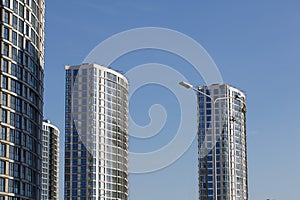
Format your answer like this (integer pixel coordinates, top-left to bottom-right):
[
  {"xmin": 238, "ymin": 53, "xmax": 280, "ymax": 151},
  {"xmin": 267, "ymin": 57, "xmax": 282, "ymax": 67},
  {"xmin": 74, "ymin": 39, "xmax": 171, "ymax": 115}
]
[
  {"xmin": 0, "ymin": 143, "xmax": 6, "ymax": 157},
  {"xmin": 0, "ymin": 161, "xmax": 5, "ymax": 174},
  {"xmin": 206, "ymin": 116, "xmax": 212, "ymax": 121},
  {"xmin": 14, "ymin": 180, "xmax": 19, "ymax": 194},
  {"xmin": 2, "ymin": 110, "xmax": 7, "ymax": 123},
  {"xmin": 9, "ymin": 146, "xmax": 20, "ymax": 161},
  {"xmin": 16, "ymin": 98, "xmax": 21, "ymax": 112},
  {"xmin": 25, "ymin": 9, "xmax": 29, "ymax": 21},
  {"xmin": 19, "ymin": 4, "xmax": 24, "ymax": 18},
  {"xmin": 3, "ymin": 0, "xmax": 10, "ymax": 7},
  {"xmin": 21, "ymin": 134, "xmax": 26, "ymax": 147},
  {"xmin": 1, "ymin": 60, "xmax": 8, "ymax": 73},
  {"xmin": 12, "ymin": 31, "xmax": 17, "ymax": 45},
  {"xmin": 0, "ymin": 178, "xmax": 4, "ymax": 192},
  {"xmin": 18, "ymin": 19, "xmax": 24, "ymax": 33},
  {"xmin": 17, "ymin": 50, "xmax": 23, "ymax": 64},
  {"xmin": 18, "ymin": 35, "xmax": 23, "ymax": 48},
  {"xmin": 12, "ymin": 15, "xmax": 18, "ymax": 29},
  {"xmin": 16, "ymin": 82, "xmax": 21, "ymax": 95},
  {"xmin": 8, "ymin": 179, "xmax": 13, "ymax": 193},
  {"xmin": 2, "ymin": 93, "xmax": 7, "ymax": 107},
  {"xmin": 12, "ymin": 48, "xmax": 17, "ymax": 61},
  {"xmin": 2, "ymin": 43, "xmax": 9, "ymax": 57},
  {"xmin": 10, "ymin": 96, "xmax": 16, "ymax": 109},
  {"xmin": 10, "ymin": 112, "xmax": 15, "ymax": 126},
  {"xmin": 11, "ymin": 79, "xmax": 16, "ymax": 93},
  {"xmin": 3, "ymin": 27, "xmax": 9, "ymax": 40},
  {"xmin": 207, "ymin": 156, "xmax": 213, "ymax": 162},
  {"xmin": 13, "ymin": 0, "xmax": 18, "ymax": 13},
  {"xmin": 4, "ymin": 11, "xmax": 10, "ymax": 24},
  {"xmin": 0, "ymin": 127, "xmax": 7, "ymax": 140},
  {"xmin": 11, "ymin": 63, "xmax": 17, "ymax": 76},
  {"xmin": 10, "ymin": 130, "xmax": 20, "ymax": 145},
  {"xmin": 72, "ymin": 182, "xmax": 77, "ymax": 188}
]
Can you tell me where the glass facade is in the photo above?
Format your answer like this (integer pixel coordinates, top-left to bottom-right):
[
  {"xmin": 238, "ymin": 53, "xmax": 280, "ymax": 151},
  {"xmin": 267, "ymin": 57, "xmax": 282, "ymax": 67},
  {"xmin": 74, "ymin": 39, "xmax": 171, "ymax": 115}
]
[
  {"xmin": 0, "ymin": 0, "xmax": 45, "ymax": 199},
  {"xmin": 198, "ymin": 84, "xmax": 248, "ymax": 200},
  {"xmin": 65, "ymin": 64, "xmax": 129, "ymax": 200},
  {"xmin": 42, "ymin": 120, "xmax": 59, "ymax": 200}
]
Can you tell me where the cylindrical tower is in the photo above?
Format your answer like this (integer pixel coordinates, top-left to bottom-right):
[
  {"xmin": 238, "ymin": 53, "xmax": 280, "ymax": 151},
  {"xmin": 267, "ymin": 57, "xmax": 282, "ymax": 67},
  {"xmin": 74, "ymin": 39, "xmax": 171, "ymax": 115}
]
[
  {"xmin": 0, "ymin": 0, "xmax": 45, "ymax": 199},
  {"xmin": 198, "ymin": 84, "xmax": 248, "ymax": 200},
  {"xmin": 65, "ymin": 63, "xmax": 129, "ymax": 199}
]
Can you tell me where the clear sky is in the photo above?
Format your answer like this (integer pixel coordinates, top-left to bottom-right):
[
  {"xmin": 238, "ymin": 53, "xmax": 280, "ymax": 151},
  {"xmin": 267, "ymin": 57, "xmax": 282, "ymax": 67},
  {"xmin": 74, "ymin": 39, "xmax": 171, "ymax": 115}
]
[{"xmin": 44, "ymin": 1, "xmax": 300, "ymax": 199}]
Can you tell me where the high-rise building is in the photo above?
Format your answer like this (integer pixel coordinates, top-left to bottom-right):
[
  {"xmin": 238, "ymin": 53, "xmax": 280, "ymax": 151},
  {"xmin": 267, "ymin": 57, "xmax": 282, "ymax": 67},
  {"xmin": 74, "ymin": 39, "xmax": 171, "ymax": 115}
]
[
  {"xmin": 0, "ymin": 0, "xmax": 45, "ymax": 199},
  {"xmin": 65, "ymin": 63, "xmax": 129, "ymax": 199},
  {"xmin": 198, "ymin": 84, "xmax": 248, "ymax": 200},
  {"xmin": 42, "ymin": 120, "xmax": 59, "ymax": 200}
]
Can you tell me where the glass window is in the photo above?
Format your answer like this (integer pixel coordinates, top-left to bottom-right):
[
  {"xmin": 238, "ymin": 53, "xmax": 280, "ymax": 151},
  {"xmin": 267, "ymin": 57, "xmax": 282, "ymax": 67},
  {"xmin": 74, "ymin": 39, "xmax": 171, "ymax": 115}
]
[
  {"xmin": 1, "ymin": 110, "xmax": 7, "ymax": 123},
  {"xmin": 1, "ymin": 60, "xmax": 8, "ymax": 73},
  {"xmin": 11, "ymin": 79, "xmax": 16, "ymax": 93},
  {"xmin": 10, "ymin": 112, "xmax": 15, "ymax": 126},
  {"xmin": 3, "ymin": 27, "xmax": 9, "ymax": 40},
  {"xmin": 206, "ymin": 116, "xmax": 211, "ymax": 121},
  {"xmin": 0, "ymin": 143, "xmax": 6, "ymax": 157},
  {"xmin": 4, "ymin": 11, "xmax": 10, "ymax": 24},
  {"xmin": 10, "ymin": 95, "xmax": 16, "ymax": 109},
  {"xmin": 0, "ymin": 161, "xmax": 5, "ymax": 174},
  {"xmin": 11, "ymin": 63, "xmax": 17, "ymax": 76},
  {"xmin": 16, "ymin": 98, "xmax": 21, "ymax": 112},
  {"xmin": 2, "ymin": 43, "xmax": 9, "ymax": 57},
  {"xmin": 19, "ymin": 4, "xmax": 24, "ymax": 18},
  {"xmin": 3, "ymin": 0, "xmax": 10, "ymax": 7},
  {"xmin": 12, "ymin": 31, "xmax": 17, "ymax": 45},
  {"xmin": 13, "ymin": 0, "xmax": 18, "ymax": 13},
  {"xmin": 18, "ymin": 35, "xmax": 23, "ymax": 48},
  {"xmin": 18, "ymin": 50, "xmax": 23, "ymax": 64},
  {"xmin": 16, "ymin": 82, "xmax": 21, "ymax": 95},
  {"xmin": 2, "ymin": 93, "xmax": 7, "ymax": 107},
  {"xmin": 8, "ymin": 179, "xmax": 13, "ymax": 193},
  {"xmin": 12, "ymin": 48, "xmax": 17, "ymax": 61},
  {"xmin": 0, "ymin": 127, "xmax": 7, "ymax": 140},
  {"xmin": 12, "ymin": 15, "xmax": 18, "ymax": 29},
  {"xmin": 207, "ymin": 156, "xmax": 213, "ymax": 162},
  {"xmin": 0, "ymin": 178, "xmax": 4, "ymax": 192},
  {"xmin": 18, "ymin": 19, "xmax": 24, "ymax": 33}
]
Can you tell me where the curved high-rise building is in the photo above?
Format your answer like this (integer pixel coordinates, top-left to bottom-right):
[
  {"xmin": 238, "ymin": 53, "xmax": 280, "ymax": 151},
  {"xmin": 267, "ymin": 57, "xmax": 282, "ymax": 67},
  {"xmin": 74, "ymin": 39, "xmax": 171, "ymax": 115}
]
[
  {"xmin": 198, "ymin": 84, "xmax": 248, "ymax": 200},
  {"xmin": 65, "ymin": 63, "xmax": 129, "ymax": 200},
  {"xmin": 42, "ymin": 120, "xmax": 59, "ymax": 200},
  {"xmin": 0, "ymin": 0, "xmax": 45, "ymax": 199}
]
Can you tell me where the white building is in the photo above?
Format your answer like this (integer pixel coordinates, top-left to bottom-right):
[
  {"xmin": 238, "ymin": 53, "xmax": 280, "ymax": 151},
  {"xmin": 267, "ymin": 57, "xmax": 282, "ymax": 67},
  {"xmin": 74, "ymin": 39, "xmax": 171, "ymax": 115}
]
[
  {"xmin": 42, "ymin": 120, "xmax": 59, "ymax": 200},
  {"xmin": 65, "ymin": 63, "xmax": 129, "ymax": 199}
]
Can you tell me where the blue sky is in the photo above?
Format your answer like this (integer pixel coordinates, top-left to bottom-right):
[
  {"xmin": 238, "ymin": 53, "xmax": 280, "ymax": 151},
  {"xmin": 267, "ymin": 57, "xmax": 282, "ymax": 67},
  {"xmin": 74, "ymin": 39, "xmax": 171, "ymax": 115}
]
[{"xmin": 44, "ymin": 1, "xmax": 300, "ymax": 199}]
